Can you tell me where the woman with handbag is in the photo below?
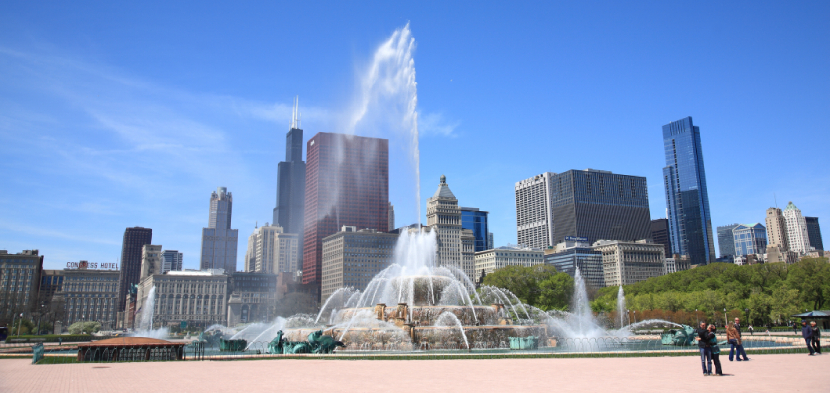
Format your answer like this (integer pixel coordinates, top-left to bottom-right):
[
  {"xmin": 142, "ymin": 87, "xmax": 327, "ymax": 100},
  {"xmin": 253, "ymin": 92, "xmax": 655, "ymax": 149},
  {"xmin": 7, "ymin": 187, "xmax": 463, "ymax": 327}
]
[{"xmin": 707, "ymin": 324, "xmax": 724, "ymax": 376}]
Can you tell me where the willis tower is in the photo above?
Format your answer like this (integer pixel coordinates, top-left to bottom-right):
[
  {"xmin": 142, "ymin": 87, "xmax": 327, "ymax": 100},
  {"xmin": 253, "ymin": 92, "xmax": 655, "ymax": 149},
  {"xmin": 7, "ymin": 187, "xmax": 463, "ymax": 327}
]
[{"xmin": 273, "ymin": 96, "xmax": 306, "ymax": 270}]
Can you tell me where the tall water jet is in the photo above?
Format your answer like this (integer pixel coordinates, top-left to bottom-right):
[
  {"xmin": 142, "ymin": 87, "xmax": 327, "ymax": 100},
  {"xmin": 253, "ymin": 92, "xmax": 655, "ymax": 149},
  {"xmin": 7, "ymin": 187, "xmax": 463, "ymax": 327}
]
[
  {"xmin": 617, "ymin": 286, "xmax": 626, "ymax": 329},
  {"xmin": 138, "ymin": 286, "xmax": 156, "ymax": 331},
  {"xmin": 347, "ymin": 23, "xmax": 421, "ymax": 225},
  {"xmin": 131, "ymin": 286, "xmax": 169, "ymax": 339}
]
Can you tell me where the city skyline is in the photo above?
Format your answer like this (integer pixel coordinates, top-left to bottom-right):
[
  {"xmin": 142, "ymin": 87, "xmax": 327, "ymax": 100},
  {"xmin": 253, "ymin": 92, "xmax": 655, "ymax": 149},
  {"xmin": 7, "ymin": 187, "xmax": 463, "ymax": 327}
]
[{"xmin": 1, "ymin": 3, "xmax": 828, "ymax": 269}]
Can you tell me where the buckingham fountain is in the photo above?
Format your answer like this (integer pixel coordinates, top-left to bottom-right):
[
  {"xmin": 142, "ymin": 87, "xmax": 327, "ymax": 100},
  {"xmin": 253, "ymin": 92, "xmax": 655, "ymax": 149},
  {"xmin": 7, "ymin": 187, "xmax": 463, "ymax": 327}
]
[{"xmin": 190, "ymin": 228, "xmax": 683, "ymax": 355}]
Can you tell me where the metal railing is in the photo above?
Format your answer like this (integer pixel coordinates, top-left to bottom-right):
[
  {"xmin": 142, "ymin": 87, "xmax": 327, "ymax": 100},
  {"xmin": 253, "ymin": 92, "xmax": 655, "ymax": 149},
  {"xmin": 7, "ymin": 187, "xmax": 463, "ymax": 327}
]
[{"xmin": 20, "ymin": 335, "xmax": 811, "ymax": 364}]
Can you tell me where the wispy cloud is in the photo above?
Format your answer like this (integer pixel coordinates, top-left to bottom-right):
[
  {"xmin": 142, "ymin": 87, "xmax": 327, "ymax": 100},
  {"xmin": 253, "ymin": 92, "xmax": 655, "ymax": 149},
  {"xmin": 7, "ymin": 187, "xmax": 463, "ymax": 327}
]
[
  {"xmin": 0, "ymin": 221, "xmax": 120, "ymax": 246},
  {"xmin": 420, "ymin": 112, "xmax": 460, "ymax": 137}
]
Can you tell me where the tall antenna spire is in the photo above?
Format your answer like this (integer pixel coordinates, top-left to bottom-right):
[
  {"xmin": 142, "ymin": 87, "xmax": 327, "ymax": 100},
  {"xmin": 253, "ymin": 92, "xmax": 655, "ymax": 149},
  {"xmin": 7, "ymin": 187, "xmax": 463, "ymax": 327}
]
[{"xmin": 290, "ymin": 96, "xmax": 301, "ymax": 130}]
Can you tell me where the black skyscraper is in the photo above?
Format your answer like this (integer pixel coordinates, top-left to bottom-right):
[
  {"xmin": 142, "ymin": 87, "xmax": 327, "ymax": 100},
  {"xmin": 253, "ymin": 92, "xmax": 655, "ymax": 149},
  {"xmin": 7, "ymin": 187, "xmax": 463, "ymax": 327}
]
[
  {"xmin": 117, "ymin": 226, "xmax": 152, "ymax": 311},
  {"xmin": 805, "ymin": 217, "xmax": 823, "ymax": 251},
  {"xmin": 273, "ymin": 98, "xmax": 306, "ymax": 267},
  {"xmin": 651, "ymin": 218, "xmax": 673, "ymax": 257},
  {"xmin": 550, "ymin": 169, "xmax": 651, "ymax": 245}
]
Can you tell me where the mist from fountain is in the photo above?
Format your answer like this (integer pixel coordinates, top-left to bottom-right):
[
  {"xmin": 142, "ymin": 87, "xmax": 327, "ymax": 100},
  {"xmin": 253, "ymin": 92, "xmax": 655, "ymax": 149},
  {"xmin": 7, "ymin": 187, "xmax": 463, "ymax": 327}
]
[{"xmin": 540, "ymin": 269, "xmax": 680, "ymax": 339}]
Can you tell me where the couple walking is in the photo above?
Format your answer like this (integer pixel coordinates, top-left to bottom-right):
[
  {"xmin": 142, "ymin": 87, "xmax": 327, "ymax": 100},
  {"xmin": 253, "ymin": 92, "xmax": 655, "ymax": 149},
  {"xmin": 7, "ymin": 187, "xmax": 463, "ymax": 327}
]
[{"xmin": 801, "ymin": 320, "xmax": 822, "ymax": 355}]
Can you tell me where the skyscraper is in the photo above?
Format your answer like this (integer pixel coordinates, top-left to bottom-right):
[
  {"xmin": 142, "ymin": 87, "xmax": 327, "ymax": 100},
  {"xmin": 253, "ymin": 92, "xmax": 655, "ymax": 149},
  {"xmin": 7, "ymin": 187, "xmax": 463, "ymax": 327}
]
[
  {"xmin": 118, "ymin": 226, "xmax": 152, "ymax": 311},
  {"xmin": 243, "ymin": 223, "xmax": 299, "ymax": 274},
  {"xmin": 783, "ymin": 201, "xmax": 811, "ymax": 254},
  {"xmin": 427, "ymin": 175, "xmax": 464, "ymax": 274},
  {"xmin": 732, "ymin": 223, "xmax": 767, "ymax": 256},
  {"xmin": 552, "ymin": 169, "xmax": 651, "ymax": 245},
  {"xmin": 160, "ymin": 250, "xmax": 183, "ymax": 273},
  {"xmin": 302, "ymin": 133, "xmax": 389, "ymax": 289},
  {"xmin": 140, "ymin": 245, "xmax": 163, "ymax": 281},
  {"xmin": 460, "ymin": 207, "xmax": 490, "ymax": 252},
  {"xmin": 716, "ymin": 224, "xmax": 739, "ymax": 260},
  {"xmin": 516, "ymin": 170, "xmax": 650, "ymax": 248},
  {"xmin": 273, "ymin": 97, "xmax": 306, "ymax": 268},
  {"xmin": 200, "ymin": 187, "xmax": 239, "ymax": 272},
  {"xmin": 651, "ymin": 218, "xmax": 673, "ymax": 258},
  {"xmin": 515, "ymin": 172, "xmax": 554, "ymax": 249},
  {"xmin": 662, "ymin": 116, "xmax": 715, "ymax": 265},
  {"xmin": 805, "ymin": 217, "xmax": 823, "ymax": 251},
  {"xmin": 765, "ymin": 208, "xmax": 789, "ymax": 250}
]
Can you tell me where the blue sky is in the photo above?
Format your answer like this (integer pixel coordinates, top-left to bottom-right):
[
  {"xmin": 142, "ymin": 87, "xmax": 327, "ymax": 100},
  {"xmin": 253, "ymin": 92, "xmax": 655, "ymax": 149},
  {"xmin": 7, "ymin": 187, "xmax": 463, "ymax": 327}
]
[{"xmin": 1, "ymin": 1, "xmax": 828, "ymax": 270}]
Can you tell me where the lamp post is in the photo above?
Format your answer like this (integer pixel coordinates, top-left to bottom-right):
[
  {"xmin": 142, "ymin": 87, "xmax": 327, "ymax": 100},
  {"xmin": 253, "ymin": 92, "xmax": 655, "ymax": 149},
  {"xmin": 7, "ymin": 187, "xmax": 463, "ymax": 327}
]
[
  {"xmin": 695, "ymin": 309, "xmax": 699, "ymax": 324},
  {"xmin": 745, "ymin": 308, "xmax": 750, "ymax": 327},
  {"xmin": 11, "ymin": 313, "xmax": 20, "ymax": 337},
  {"xmin": 17, "ymin": 313, "xmax": 24, "ymax": 336},
  {"xmin": 35, "ymin": 305, "xmax": 45, "ymax": 335},
  {"xmin": 633, "ymin": 310, "xmax": 637, "ymax": 325}
]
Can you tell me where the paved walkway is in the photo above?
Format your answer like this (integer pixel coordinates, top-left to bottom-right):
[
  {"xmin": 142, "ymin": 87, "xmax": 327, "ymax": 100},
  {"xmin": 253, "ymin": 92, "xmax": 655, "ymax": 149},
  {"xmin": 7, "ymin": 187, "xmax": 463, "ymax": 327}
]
[{"xmin": 1, "ymin": 353, "xmax": 827, "ymax": 393}]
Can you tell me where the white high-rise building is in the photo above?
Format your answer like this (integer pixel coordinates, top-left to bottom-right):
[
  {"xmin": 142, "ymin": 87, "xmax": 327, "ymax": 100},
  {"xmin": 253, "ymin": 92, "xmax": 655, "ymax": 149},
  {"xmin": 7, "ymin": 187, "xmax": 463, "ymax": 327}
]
[
  {"xmin": 243, "ymin": 223, "xmax": 299, "ymax": 274},
  {"xmin": 200, "ymin": 187, "xmax": 239, "ymax": 272},
  {"xmin": 515, "ymin": 172, "xmax": 555, "ymax": 249},
  {"xmin": 783, "ymin": 201, "xmax": 811, "ymax": 254}
]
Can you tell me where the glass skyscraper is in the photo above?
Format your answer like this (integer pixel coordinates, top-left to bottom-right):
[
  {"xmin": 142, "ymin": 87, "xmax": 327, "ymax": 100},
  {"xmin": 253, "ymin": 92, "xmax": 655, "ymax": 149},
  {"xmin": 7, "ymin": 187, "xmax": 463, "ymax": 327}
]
[
  {"xmin": 733, "ymin": 223, "xmax": 767, "ymax": 256},
  {"xmin": 662, "ymin": 116, "xmax": 715, "ymax": 265},
  {"xmin": 460, "ymin": 207, "xmax": 489, "ymax": 252},
  {"xmin": 716, "ymin": 223, "xmax": 739, "ymax": 260}
]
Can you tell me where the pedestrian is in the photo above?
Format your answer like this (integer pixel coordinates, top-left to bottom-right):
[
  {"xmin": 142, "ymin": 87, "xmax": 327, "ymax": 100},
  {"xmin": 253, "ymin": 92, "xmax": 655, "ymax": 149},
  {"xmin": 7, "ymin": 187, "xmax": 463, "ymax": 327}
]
[
  {"xmin": 730, "ymin": 317, "xmax": 750, "ymax": 361},
  {"xmin": 749, "ymin": 325, "xmax": 754, "ymax": 336},
  {"xmin": 707, "ymin": 324, "xmax": 723, "ymax": 376},
  {"xmin": 695, "ymin": 321, "xmax": 712, "ymax": 376},
  {"xmin": 810, "ymin": 321, "xmax": 822, "ymax": 355},
  {"xmin": 802, "ymin": 320, "xmax": 816, "ymax": 356}
]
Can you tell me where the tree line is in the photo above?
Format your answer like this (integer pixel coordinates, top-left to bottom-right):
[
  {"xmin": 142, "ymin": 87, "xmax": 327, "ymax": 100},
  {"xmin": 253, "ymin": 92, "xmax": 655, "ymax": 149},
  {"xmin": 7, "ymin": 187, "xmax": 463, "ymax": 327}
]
[
  {"xmin": 477, "ymin": 258, "xmax": 828, "ymax": 327},
  {"xmin": 591, "ymin": 258, "xmax": 830, "ymax": 326}
]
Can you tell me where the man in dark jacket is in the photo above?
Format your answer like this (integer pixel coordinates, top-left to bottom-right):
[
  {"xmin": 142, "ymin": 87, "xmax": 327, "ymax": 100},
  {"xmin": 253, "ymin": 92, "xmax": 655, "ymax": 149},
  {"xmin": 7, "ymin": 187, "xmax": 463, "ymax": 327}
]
[
  {"xmin": 802, "ymin": 320, "xmax": 815, "ymax": 355},
  {"xmin": 696, "ymin": 321, "xmax": 712, "ymax": 375},
  {"xmin": 810, "ymin": 321, "xmax": 821, "ymax": 355}
]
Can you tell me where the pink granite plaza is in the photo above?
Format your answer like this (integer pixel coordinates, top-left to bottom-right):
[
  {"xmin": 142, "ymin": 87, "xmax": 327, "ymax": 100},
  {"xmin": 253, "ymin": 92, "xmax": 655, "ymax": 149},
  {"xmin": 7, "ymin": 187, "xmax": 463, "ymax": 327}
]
[{"xmin": 1, "ymin": 354, "xmax": 828, "ymax": 393}]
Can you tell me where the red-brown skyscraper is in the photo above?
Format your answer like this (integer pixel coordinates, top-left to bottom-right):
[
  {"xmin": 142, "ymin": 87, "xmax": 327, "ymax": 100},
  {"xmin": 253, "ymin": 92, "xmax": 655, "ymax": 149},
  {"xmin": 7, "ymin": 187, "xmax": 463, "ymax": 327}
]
[{"xmin": 303, "ymin": 133, "xmax": 389, "ymax": 289}]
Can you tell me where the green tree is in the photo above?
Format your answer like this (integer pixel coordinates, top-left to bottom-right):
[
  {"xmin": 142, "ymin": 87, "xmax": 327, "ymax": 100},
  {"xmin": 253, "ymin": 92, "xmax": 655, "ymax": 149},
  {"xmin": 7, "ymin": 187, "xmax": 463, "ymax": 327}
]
[
  {"xmin": 67, "ymin": 321, "xmax": 101, "ymax": 334},
  {"xmin": 481, "ymin": 265, "xmax": 560, "ymax": 306},
  {"xmin": 769, "ymin": 286, "xmax": 801, "ymax": 325},
  {"xmin": 746, "ymin": 290, "xmax": 772, "ymax": 326},
  {"xmin": 536, "ymin": 273, "xmax": 574, "ymax": 311},
  {"xmin": 10, "ymin": 318, "xmax": 34, "ymax": 335},
  {"xmin": 785, "ymin": 258, "xmax": 830, "ymax": 310}
]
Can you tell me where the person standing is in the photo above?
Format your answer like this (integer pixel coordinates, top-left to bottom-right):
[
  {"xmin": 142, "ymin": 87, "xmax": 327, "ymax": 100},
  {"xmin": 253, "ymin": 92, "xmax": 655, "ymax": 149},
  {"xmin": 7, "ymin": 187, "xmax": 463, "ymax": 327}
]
[
  {"xmin": 695, "ymin": 321, "xmax": 712, "ymax": 375},
  {"xmin": 730, "ymin": 317, "xmax": 750, "ymax": 361},
  {"xmin": 810, "ymin": 321, "xmax": 822, "ymax": 355},
  {"xmin": 748, "ymin": 325, "xmax": 754, "ymax": 336},
  {"xmin": 802, "ymin": 320, "xmax": 816, "ymax": 355},
  {"xmin": 707, "ymin": 324, "xmax": 723, "ymax": 376}
]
